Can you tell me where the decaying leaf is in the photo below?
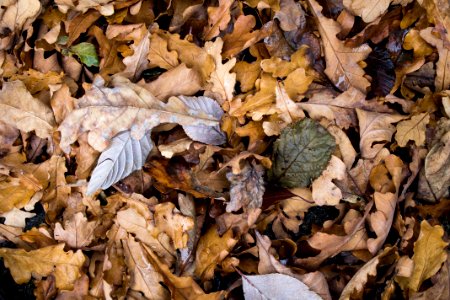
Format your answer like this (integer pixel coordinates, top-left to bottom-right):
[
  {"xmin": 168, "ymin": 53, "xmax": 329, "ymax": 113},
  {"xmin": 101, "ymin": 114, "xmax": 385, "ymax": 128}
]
[
  {"xmin": 395, "ymin": 112, "xmax": 430, "ymax": 147},
  {"xmin": 270, "ymin": 118, "xmax": 336, "ymax": 188}
]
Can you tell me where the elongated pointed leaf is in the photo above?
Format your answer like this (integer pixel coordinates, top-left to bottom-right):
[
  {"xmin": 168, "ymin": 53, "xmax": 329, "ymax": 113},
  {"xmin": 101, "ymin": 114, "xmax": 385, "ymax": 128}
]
[{"xmin": 86, "ymin": 131, "xmax": 152, "ymax": 195}]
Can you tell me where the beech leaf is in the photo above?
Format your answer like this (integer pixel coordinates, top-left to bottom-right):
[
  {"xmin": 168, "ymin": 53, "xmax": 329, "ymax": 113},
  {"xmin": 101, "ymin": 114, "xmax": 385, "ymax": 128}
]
[
  {"xmin": 242, "ymin": 273, "xmax": 322, "ymax": 300},
  {"xmin": 86, "ymin": 130, "xmax": 152, "ymax": 195},
  {"xmin": 269, "ymin": 118, "xmax": 336, "ymax": 188}
]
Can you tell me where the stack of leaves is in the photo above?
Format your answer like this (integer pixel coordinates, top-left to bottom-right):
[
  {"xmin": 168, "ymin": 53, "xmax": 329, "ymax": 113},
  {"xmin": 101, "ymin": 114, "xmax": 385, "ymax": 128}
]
[{"xmin": 0, "ymin": 0, "xmax": 449, "ymax": 299}]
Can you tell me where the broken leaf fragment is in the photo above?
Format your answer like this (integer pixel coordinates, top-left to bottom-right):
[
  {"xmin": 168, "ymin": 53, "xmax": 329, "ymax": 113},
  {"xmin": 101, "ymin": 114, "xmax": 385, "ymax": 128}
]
[{"xmin": 269, "ymin": 118, "xmax": 336, "ymax": 188}]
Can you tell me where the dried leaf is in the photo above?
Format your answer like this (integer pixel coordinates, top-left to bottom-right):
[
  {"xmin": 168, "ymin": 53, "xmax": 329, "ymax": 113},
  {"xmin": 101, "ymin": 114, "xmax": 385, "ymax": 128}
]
[
  {"xmin": 356, "ymin": 108, "xmax": 405, "ymax": 159},
  {"xmin": 343, "ymin": 0, "xmax": 392, "ymax": 23},
  {"xmin": 0, "ymin": 80, "xmax": 55, "ymax": 139},
  {"xmin": 311, "ymin": 156, "xmax": 346, "ymax": 205},
  {"xmin": 86, "ymin": 131, "xmax": 152, "ymax": 195},
  {"xmin": 148, "ymin": 33, "xmax": 179, "ymax": 69},
  {"xmin": 54, "ymin": 212, "xmax": 97, "ymax": 248},
  {"xmin": 395, "ymin": 113, "xmax": 430, "ymax": 147},
  {"xmin": 270, "ymin": 118, "xmax": 336, "ymax": 188},
  {"xmin": 122, "ymin": 235, "xmax": 169, "ymax": 299},
  {"xmin": 204, "ymin": 0, "xmax": 233, "ymax": 40},
  {"xmin": 0, "ymin": 244, "xmax": 85, "ymax": 289},
  {"xmin": 308, "ymin": 0, "xmax": 372, "ymax": 91}
]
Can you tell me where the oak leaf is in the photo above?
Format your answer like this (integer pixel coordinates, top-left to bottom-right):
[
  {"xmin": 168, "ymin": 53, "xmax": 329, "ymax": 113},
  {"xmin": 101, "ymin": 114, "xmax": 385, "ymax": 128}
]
[
  {"xmin": 343, "ymin": 0, "xmax": 392, "ymax": 23},
  {"xmin": 308, "ymin": 0, "xmax": 372, "ymax": 91},
  {"xmin": 148, "ymin": 32, "xmax": 179, "ymax": 69},
  {"xmin": 274, "ymin": 0, "xmax": 306, "ymax": 31},
  {"xmin": 54, "ymin": 212, "xmax": 97, "ymax": 248},
  {"xmin": 154, "ymin": 202, "xmax": 194, "ymax": 249},
  {"xmin": 395, "ymin": 112, "xmax": 430, "ymax": 147},
  {"xmin": 407, "ymin": 221, "xmax": 448, "ymax": 294},
  {"xmin": 0, "ymin": 244, "xmax": 85, "ymax": 289},
  {"xmin": 0, "ymin": 208, "xmax": 35, "ymax": 228},
  {"xmin": 205, "ymin": 38, "xmax": 237, "ymax": 104}
]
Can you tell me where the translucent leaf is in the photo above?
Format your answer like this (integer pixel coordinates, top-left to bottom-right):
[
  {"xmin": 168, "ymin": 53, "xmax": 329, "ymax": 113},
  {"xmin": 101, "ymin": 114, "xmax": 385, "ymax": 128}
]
[
  {"xmin": 269, "ymin": 118, "xmax": 335, "ymax": 188},
  {"xmin": 86, "ymin": 131, "xmax": 152, "ymax": 195}
]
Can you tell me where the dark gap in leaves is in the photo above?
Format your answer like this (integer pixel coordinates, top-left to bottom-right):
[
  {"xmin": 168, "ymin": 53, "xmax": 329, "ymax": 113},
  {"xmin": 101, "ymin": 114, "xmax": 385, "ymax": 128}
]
[
  {"xmin": 142, "ymin": 67, "xmax": 166, "ymax": 82},
  {"xmin": 366, "ymin": 44, "xmax": 395, "ymax": 98},
  {"xmin": 316, "ymin": 0, "xmax": 344, "ymax": 19},
  {"xmin": 297, "ymin": 205, "xmax": 340, "ymax": 237},
  {"xmin": 0, "ymin": 259, "xmax": 35, "ymax": 300},
  {"xmin": 24, "ymin": 202, "xmax": 46, "ymax": 231}
]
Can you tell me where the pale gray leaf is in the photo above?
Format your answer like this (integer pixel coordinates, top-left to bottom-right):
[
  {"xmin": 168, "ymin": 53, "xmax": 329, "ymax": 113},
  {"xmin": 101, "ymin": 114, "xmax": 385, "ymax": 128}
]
[
  {"xmin": 242, "ymin": 273, "xmax": 322, "ymax": 300},
  {"xmin": 86, "ymin": 131, "xmax": 152, "ymax": 195},
  {"xmin": 178, "ymin": 96, "xmax": 226, "ymax": 145}
]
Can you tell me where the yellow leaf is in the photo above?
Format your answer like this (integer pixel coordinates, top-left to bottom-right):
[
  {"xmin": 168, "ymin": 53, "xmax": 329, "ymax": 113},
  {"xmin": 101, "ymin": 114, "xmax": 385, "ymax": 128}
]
[
  {"xmin": 284, "ymin": 68, "xmax": 314, "ymax": 99},
  {"xmin": 408, "ymin": 220, "xmax": 448, "ymax": 293},
  {"xmin": 0, "ymin": 178, "xmax": 36, "ymax": 214},
  {"xmin": 0, "ymin": 244, "xmax": 85, "ymax": 289},
  {"xmin": 308, "ymin": 0, "xmax": 372, "ymax": 92},
  {"xmin": 403, "ymin": 29, "xmax": 434, "ymax": 58},
  {"xmin": 395, "ymin": 113, "xmax": 430, "ymax": 147}
]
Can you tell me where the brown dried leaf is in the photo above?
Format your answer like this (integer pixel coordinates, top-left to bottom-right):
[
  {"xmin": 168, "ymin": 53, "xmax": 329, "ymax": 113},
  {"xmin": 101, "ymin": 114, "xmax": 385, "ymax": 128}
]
[
  {"xmin": 148, "ymin": 33, "xmax": 179, "ymax": 69},
  {"xmin": 54, "ymin": 212, "xmax": 97, "ymax": 248},
  {"xmin": 395, "ymin": 112, "xmax": 430, "ymax": 147},
  {"xmin": 308, "ymin": 0, "xmax": 372, "ymax": 92},
  {"xmin": 0, "ymin": 244, "xmax": 85, "ymax": 289},
  {"xmin": 0, "ymin": 80, "xmax": 56, "ymax": 139},
  {"xmin": 204, "ymin": 0, "xmax": 233, "ymax": 40}
]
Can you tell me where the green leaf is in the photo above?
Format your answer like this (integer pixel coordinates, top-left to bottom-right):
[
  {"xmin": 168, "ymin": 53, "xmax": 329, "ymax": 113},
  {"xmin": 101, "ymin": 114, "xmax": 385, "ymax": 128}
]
[
  {"xmin": 68, "ymin": 42, "xmax": 99, "ymax": 67},
  {"xmin": 269, "ymin": 118, "xmax": 335, "ymax": 188}
]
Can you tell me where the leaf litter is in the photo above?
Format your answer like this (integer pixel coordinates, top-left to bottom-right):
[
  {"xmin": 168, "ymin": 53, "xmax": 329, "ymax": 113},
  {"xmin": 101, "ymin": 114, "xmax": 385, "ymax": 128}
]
[{"xmin": 0, "ymin": 0, "xmax": 449, "ymax": 299}]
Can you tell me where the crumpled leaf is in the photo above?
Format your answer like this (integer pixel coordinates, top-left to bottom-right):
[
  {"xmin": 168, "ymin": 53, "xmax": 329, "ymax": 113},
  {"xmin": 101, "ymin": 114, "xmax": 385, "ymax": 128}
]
[
  {"xmin": 0, "ymin": 244, "xmax": 85, "ymax": 289},
  {"xmin": 226, "ymin": 161, "xmax": 265, "ymax": 212},
  {"xmin": 54, "ymin": 212, "xmax": 97, "ymax": 248},
  {"xmin": 55, "ymin": 0, "xmax": 115, "ymax": 15},
  {"xmin": 356, "ymin": 108, "xmax": 405, "ymax": 159},
  {"xmin": 269, "ymin": 118, "xmax": 336, "ymax": 188},
  {"xmin": 242, "ymin": 273, "xmax": 322, "ymax": 300},
  {"xmin": 58, "ymin": 76, "xmax": 225, "ymax": 153},
  {"xmin": 417, "ymin": 0, "xmax": 450, "ymax": 47},
  {"xmin": 308, "ymin": 0, "xmax": 372, "ymax": 91},
  {"xmin": 86, "ymin": 130, "xmax": 152, "ymax": 195},
  {"xmin": 343, "ymin": 0, "xmax": 398, "ymax": 23},
  {"xmin": 395, "ymin": 112, "xmax": 430, "ymax": 147},
  {"xmin": 122, "ymin": 235, "xmax": 169, "ymax": 300},
  {"xmin": 0, "ymin": 80, "xmax": 56, "ymax": 139},
  {"xmin": 274, "ymin": 0, "xmax": 306, "ymax": 31},
  {"xmin": 154, "ymin": 202, "xmax": 194, "ymax": 249}
]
